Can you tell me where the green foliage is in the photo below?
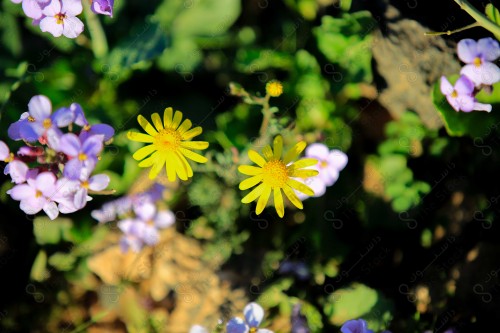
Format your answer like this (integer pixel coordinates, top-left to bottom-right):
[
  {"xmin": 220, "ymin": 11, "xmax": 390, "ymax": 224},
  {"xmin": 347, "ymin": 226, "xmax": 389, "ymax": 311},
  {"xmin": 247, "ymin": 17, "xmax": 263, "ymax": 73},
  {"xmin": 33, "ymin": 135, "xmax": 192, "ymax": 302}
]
[
  {"xmin": 315, "ymin": 12, "xmax": 376, "ymax": 84},
  {"xmin": 323, "ymin": 283, "xmax": 393, "ymax": 331},
  {"xmin": 486, "ymin": 4, "xmax": 500, "ymax": 40},
  {"xmin": 33, "ymin": 217, "xmax": 73, "ymax": 245}
]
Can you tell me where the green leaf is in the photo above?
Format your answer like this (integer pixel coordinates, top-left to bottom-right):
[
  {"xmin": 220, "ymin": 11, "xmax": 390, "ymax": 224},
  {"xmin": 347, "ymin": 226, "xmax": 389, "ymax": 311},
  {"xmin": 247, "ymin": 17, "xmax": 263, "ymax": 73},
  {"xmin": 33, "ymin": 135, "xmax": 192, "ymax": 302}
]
[
  {"xmin": 432, "ymin": 77, "xmax": 500, "ymax": 137},
  {"xmin": 486, "ymin": 4, "xmax": 500, "ymax": 39},
  {"xmin": 301, "ymin": 301, "xmax": 324, "ymax": 332},
  {"xmin": 48, "ymin": 252, "xmax": 76, "ymax": 272},
  {"xmin": 30, "ymin": 250, "xmax": 48, "ymax": 282},
  {"xmin": 314, "ymin": 12, "xmax": 376, "ymax": 83},
  {"xmin": 33, "ymin": 217, "xmax": 73, "ymax": 245},
  {"xmin": 324, "ymin": 283, "xmax": 393, "ymax": 330}
]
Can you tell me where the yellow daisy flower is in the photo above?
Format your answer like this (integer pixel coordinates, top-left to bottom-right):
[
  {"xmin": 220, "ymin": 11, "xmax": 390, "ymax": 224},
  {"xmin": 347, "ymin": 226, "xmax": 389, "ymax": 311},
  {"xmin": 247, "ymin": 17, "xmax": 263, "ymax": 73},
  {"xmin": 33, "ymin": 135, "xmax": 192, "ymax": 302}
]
[
  {"xmin": 127, "ymin": 107, "xmax": 209, "ymax": 181},
  {"xmin": 238, "ymin": 136, "xmax": 319, "ymax": 218}
]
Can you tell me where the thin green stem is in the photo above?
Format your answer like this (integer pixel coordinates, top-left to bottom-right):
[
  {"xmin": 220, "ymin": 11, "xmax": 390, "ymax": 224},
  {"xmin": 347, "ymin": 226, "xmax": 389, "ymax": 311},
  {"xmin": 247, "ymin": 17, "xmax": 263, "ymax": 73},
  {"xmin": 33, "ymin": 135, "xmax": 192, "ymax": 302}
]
[
  {"xmin": 67, "ymin": 309, "xmax": 111, "ymax": 333},
  {"xmin": 425, "ymin": 22, "xmax": 480, "ymax": 36},
  {"xmin": 258, "ymin": 94, "xmax": 272, "ymax": 138},
  {"xmin": 454, "ymin": 0, "xmax": 500, "ymax": 36},
  {"xmin": 83, "ymin": 3, "xmax": 109, "ymax": 58}
]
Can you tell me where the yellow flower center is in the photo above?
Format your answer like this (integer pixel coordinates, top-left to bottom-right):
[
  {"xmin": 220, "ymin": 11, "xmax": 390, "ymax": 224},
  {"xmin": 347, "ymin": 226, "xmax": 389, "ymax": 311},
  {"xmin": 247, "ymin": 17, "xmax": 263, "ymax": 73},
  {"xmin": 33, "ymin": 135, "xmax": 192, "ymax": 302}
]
[
  {"xmin": 81, "ymin": 181, "xmax": 89, "ymax": 189},
  {"xmin": 320, "ymin": 160, "xmax": 328, "ymax": 168},
  {"xmin": 154, "ymin": 128, "xmax": 182, "ymax": 152},
  {"xmin": 55, "ymin": 13, "xmax": 66, "ymax": 24},
  {"xmin": 473, "ymin": 57, "xmax": 482, "ymax": 67},
  {"xmin": 28, "ymin": 116, "xmax": 35, "ymax": 122},
  {"xmin": 4, "ymin": 153, "xmax": 14, "ymax": 163},
  {"xmin": 35, "ymin": 190, "xmax": 42, "ymax": 198},
  {"xmin": 83, "ymin": 124, "xmax": 91, "ymax": 131},
  {"xmin": 43, "ymin": 118, "xmax": 52, "ymax": 129},
  {"xmin": 451, "ymin": 90, "xmax": 458, "ymax": 98},
  {"xmin": 249, "ymin": 328, "xmax": 258, "ymax": 333},
  {"xmin": 262, "ymin": 160, "xmax": 288, "ymax": 188},
  {"xmin": 78, "ymin": 153, "xmax": 88, "ymax": 161}
]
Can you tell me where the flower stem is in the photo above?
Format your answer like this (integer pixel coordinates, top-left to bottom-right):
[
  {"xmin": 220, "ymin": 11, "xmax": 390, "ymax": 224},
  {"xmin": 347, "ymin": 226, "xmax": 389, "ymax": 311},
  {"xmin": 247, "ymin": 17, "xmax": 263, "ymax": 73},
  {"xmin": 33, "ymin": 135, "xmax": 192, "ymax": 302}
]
[
  {"xmin": 453, "ymin": 0, "xmax": 500, "ymax": 36},
  {"xmin": 258, "ymin": 94, "xmax": 272, "ymax": 137},
  {"xmin": 425, "ymin": 22, "xmax": 480, "ymax": 36},
  {"xmin": 83, "ymin": 3, "xmax": 109, "ymax": 58}
]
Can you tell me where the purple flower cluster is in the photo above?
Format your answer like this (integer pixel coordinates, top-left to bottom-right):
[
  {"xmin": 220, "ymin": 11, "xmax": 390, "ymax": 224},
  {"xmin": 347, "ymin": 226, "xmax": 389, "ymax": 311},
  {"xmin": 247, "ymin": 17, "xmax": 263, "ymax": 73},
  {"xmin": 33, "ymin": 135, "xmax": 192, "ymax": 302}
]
[
  {"xmin": 294, "ymin": 143, "xmax": 348, "ymax": 200},
  {"xmin": 1, "ymin": 95, "xmax": 114, "ymax": 220},
  {"xmin": 91, "ymin": 184, "xmax": 176, "ymax": 253},
  {"xmin": 341, "ymin": 319, "xmax": 391, "ymax": 333},
  {"xmin": 441, "ymin": 37, "xmax": 500, "ymax": 113},
  {"xmin": 11, "ymin": 0, "xmax": 114, "ymax": 39}
]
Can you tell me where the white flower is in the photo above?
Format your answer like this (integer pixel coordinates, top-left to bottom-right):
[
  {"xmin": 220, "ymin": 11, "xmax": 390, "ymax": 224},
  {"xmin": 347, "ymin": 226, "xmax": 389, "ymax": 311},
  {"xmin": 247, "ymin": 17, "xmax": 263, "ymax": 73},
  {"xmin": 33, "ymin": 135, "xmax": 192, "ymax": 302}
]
[{"xmin": 226, "ymin": 302, "xmax": 273, "ymax": 333}]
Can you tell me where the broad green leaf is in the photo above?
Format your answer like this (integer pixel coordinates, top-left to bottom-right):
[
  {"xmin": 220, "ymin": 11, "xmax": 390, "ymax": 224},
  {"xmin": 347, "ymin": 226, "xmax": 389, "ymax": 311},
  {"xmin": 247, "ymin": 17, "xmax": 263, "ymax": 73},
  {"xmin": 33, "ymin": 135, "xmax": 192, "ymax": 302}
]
[
  {"xmin": 48, "ymin": 252, "xmax": 76, "ymax": 272},
  {"xmin": 33, "ymin": 217, "xmax": 73, "ymax": 245},
  {"xmin": 30, "ymin": 250, "xmax": 48, "ymax": 282},
  {"xmin": 324, "ymin": 283, "xmax": 393, "ymax": 330}
]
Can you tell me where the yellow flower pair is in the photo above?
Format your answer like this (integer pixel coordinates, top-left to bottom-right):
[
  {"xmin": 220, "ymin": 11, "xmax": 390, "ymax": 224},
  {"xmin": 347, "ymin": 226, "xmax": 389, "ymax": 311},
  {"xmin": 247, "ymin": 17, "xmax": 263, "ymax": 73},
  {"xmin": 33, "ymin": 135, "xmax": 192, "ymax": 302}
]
[{"xmin": 128, "ymin": 109, "xmax": 318, "ymax": 217}]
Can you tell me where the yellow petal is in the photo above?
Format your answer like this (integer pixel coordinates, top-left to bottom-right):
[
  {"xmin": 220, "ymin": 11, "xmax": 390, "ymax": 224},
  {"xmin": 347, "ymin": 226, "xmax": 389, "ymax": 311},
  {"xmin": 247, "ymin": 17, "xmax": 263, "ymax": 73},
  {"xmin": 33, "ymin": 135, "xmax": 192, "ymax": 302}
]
[
  {"xmin": 168, "ymin": 151, "xmax": 187, "ymax": 181},
  {"xmin": 286, "ymin": 178, "xmax": 314, "ymax": 196},
  {"xmin": 238, "ymin": 165, "xmax": 263, "ymax": 176},
  {"xmin": 182, "ymin": 126, "xmax": 203, "ymax": 140},
  {"xmin": 274, "ymin": 188, "xmax": 284, "ymax": 218},
  {"xmin": 132, "ymin": 144, "xmax": 156, "ymax": 161},
  {"xmin": 180, "ymin": 148, "xmax": 208, "ymax": 163},
  {"xmin": 148, "ymin": 155, "xmax": 165, "ymax": 179},
  {"xmin": 262, "ymin": 145, "xmax": 273, "ymax": 161},
  {"xmin": 127, "ymin": 131, "xmax": 154, "ymax": 143},
  {"xmin": 256, "ymin": 185, "xmax": 272, "ymax": 214},
  {"xmin": 241, "ymin": 184, "xmax": 265, "ymax": 204},
  {"xmin": 138, "ymin": 151, "xmax": 159, "ymax": 167},
  {"xmin": 176, "ymin": 151, "xmax": 194, "ymax": 177},
  {"xmin": 181, "ymin": 141, "xmax": 209, "ymax": 150},
  {"xmin": 291, "ymin": 158, "xmax": 318, "ymax": 169},
  {"xmin": 151, "ymin": 113, "xmax": 163, "ymax": 131},
  {"xmin": 273, "ymin": 136, "xmax": 283, "ymax": 159},
  {"xmin": 283, "ymin": 185, "xmax": 303, "ymax": 209},
  {"xmin": 283, "ymin": 141, "xmax": 306, "ymax": 164},
  {"xmin": 290, "ymin": 169, "xmax": 319, "ymax": 178},
  {"xmin": 163, "ymin": 107, "xmax": 173, "ymax": 128},
  {"xmin": 239, "ymin": 175, "xmax": 263, "ymax": 190},
  {"xmin": 177, "ymin": 119, "xmax": 192, "ymax": 135},
  {"xmin": 165, "ymin": 158, "xmax": 177, "ymax": 182},
  {"xmin": 171, "ymin": 110, "xmax": 183, "ymax": 129},
  {"xmin": 138, "ymin": 115, "xmax": 158, "ymax": 137},
  {"xmin": 248, "ymin": 150, "xmax": 266, "ymax": 167}
]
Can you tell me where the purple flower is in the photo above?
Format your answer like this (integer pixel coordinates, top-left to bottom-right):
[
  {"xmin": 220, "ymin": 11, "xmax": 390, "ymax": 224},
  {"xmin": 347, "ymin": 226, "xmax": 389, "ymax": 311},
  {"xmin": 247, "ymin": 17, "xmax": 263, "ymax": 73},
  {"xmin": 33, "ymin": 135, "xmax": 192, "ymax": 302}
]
[
  {"xmin": 7, "ymin": 95, "xmax": 73, "ymax": 142},
  {"xmin": 40, "ymin": 0, "xmax": 84, "ymax": 38},
  {"xmin": 11, "ymin": 0, "xmax": 50, "ymax": 20},
  {"xmin": 227, "ymin": 302, "xmax": 273, "ymax": 333},
  {"xmin": 306, "ymin": 143, "xmax": 348, "ymax": 186},
  {"xmin": 5, "ymin": 160, "xmax": 36, "ymax": 184},
  {"xmin": 340, "ymin": 319, "xmax": 374, "ymax": 333},
  {"xmin": 134, "ymin": 202, "xmax": 175, "ymax": 245},
  {"xmin": 91, "ymin": 0, "xmax": 114, "ymax": 17},
  {"xmin": 59, "ymin": 133, "xmax": 103, "ymax": 179},
  {"xmin": 118, "ymin": 218, "xmax": 145, "ymax": 252},
  {"xmin": 458, "ymin": 38, "xmax": 500, "ymax": 86},
  {"xmin": 72, "ymin": 103, "xmax": 115, "ymax": 141},
  {"xmin": 0, "ymin": 140, "xmax": 14, "ymax": 162},
  {"xmin": 7, "ymin": 172, "xmax": 60, "ymax": 220},
  {"xmin": 56, "ymin": 173, "xmax": 110, "ymax": 213},
  {"xmin": 440, "ymin": 76, "xmax": 491, "ymax": 112}
]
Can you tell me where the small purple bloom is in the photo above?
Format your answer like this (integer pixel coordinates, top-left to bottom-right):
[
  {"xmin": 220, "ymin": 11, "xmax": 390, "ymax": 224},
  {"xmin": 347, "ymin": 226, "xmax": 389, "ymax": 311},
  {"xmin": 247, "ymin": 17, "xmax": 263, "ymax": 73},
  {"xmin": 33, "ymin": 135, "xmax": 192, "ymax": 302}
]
[
  {"xmin": 0, "ymin": 140, "xmax": 13, "ymax": 162},
  {"xmin": 11, "ymin": 0, "xmax": 50, "ymax": 20},
  {"xmin": 340, "ymin": 319, "xmax": 374, "ymax": 333},
  {"xmin": 440, "ymin": 76, "xmax": 491, "ymax": 112},
  {"xmin": 306, "ymin": 143, "xmax": 348, "ymax": 186},
  {"xmin": 72, "ymin": 103, "xmax": 114, "ymax": 141},
  {"xmin": 227, "ymin": 302, "xmax": 273, "ymax": 333},
  {"xmin": 40, "ymin": 0, "xmax": 84, "ymax": 38},
  {"xmin": 458, "ymin": 38, "xmax": 500, "ymax": 86},
  {"xmin": 8, "ymin": 95, "xmax": 72, "ymax": 142},
  {"xmin": 6, "ymin": 160, "xmax": 32, "ymax": 184},
  {"xmin": 91, "ymin": 0, "xmax": 114, "ymax": 17},
  {"xmin": 59, "ymin": 133, "xmax": 103, "ymax": 179},
  {"xmin": 118, "ymin": 218, "xmax": 146, "ymax": 253},
  {"xmin": 7, "ymin": 172, "xmax": 60, "ymax": 220},
  {"xmin": 134, "ymin": 202, "xmax": 175, "ymax": 245}
]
